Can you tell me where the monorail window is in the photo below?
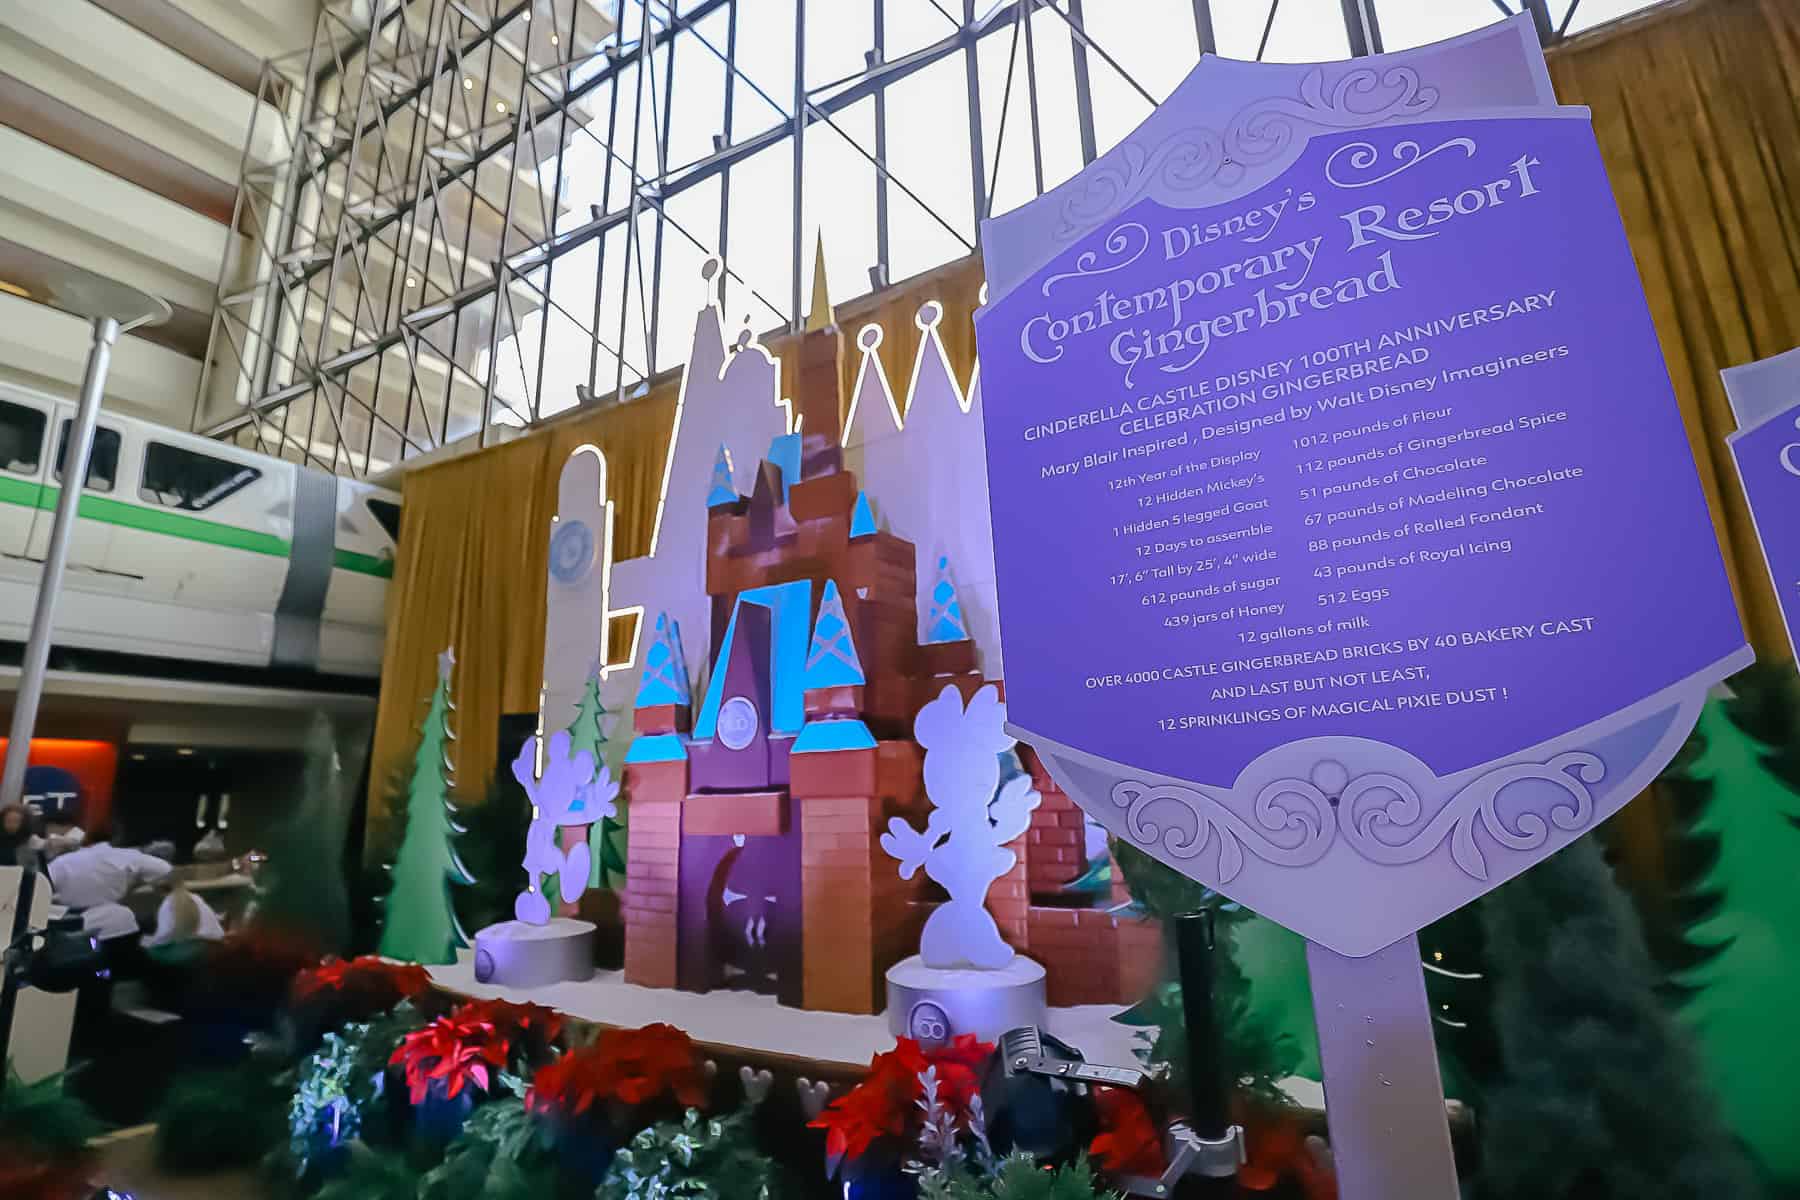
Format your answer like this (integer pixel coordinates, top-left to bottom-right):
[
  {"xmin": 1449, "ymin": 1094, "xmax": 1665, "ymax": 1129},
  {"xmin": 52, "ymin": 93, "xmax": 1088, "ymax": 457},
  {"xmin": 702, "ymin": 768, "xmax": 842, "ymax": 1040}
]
[
  {"xmin": 367, "ymin": 497, "xmax": 401, "ymax": 543},
  {"xmin": 55, "ymin": 421, "xmax": 121, "ymax": 492},
  {"xmin": 0, "ymin": 398, "xmax": 45, "ymax": 474},
  {"xmin": 140, "ymin": 442, "xmax": 261, "ymax": 511}
]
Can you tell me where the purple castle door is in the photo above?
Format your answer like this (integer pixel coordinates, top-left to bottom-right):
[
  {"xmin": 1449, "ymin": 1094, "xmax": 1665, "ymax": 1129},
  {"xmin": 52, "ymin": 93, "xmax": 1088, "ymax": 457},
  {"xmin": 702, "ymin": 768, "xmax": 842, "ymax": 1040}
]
[{"xmin": 677, "ymin": 602, "xmax": 804, "ymax": 1006}]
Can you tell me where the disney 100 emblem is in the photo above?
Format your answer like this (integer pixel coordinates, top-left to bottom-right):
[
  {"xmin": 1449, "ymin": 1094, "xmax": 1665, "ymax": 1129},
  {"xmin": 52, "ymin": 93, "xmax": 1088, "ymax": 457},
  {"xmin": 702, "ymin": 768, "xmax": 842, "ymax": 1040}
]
[
  {"xmin": 717, "ymin": 696, "xmax": 760, "ymax": 751},
  {"xmin": 549, "ymin": 518, "xmax": 595, "ymax": 586}
]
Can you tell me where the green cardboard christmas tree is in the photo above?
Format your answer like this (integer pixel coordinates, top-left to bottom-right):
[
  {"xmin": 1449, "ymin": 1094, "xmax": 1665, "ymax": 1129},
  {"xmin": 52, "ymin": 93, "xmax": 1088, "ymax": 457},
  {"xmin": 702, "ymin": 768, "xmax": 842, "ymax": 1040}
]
[
  {"xmin": 1656, "ymin": 667, "xmax": 1800, "ymax": 1188},
  {"xmin": 378, "ymin": 647, "xmax": 473, "ymax": 965},
  {"xmin": 567, "ymin": 669, "xmax": 627, "ymax": 891}
]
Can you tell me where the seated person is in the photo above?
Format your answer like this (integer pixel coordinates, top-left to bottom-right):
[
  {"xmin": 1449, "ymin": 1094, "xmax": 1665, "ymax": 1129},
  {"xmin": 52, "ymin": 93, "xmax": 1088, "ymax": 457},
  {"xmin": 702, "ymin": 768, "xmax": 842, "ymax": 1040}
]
[
  {"xmin": 145, "ymin": 881, "xmax": 227, "ymax": 949},
  {"xmin": 47, "ymin": 837, "xmax": 174, "ymax": 945}
]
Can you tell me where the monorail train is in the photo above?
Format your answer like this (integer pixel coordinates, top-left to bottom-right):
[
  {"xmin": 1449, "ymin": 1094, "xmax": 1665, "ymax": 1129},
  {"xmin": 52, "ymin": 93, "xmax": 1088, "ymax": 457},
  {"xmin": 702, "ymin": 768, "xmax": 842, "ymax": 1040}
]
[{"xmin": 0, "ymin": 381, "xmax": 397, "ymax": 678}]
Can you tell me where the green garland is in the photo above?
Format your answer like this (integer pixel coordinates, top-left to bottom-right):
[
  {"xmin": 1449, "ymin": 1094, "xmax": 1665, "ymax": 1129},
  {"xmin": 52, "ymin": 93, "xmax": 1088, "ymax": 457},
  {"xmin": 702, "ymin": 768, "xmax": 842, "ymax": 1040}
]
[
  {"xmin": 153, "ymin": 1058, "xmax": 288, "ymax": 1171},
  {"xmin": 283, "ymin": 1000, "xmax": 430, "ymax": 1175},
  {"xmin": 919, "ymin": 1153, "xmax": 1118, "ymax": 1200},
  {"xmin": 597, "ymin": 1106, "xmax": 780, "ymax": 1200},
  {"xmin": 417, "ymin": 1092, "xmax": 558, "ymax": 1200},
  {"xmin": 0, "ymin": 1065, "xmax": 104, "ymax": 1159}
]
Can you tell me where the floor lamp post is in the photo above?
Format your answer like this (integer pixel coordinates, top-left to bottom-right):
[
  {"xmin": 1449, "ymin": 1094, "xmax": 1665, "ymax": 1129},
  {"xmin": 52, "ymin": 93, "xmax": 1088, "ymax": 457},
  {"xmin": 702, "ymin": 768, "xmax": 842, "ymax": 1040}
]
[{"xmin": 0, "ymin": 273, "xmax": 169, "ymax": 811}]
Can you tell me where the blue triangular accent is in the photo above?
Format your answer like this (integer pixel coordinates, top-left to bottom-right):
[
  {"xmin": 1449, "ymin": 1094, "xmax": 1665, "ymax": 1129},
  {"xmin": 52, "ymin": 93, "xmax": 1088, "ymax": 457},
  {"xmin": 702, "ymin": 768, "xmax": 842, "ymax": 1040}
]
[
  {"xmin": 767, "ymin": 432, "xmax": 801, "ymax": 501},
  {"xmin": 706, "ymin": 443, "xmax": 737, "ymax": 508},
  {"xmin": 849, "ymin": 491, "xmax": 877, "ymax": 538},
  {"xmin": 636, "ymin": 612, "xmax": 692, "ymax": 706},
  {"xmin": 625, "ymin": 733, "xmax": 688, "ymax": 763},
  {"xmin": 804, "ymin": 579, "xmax": 865, "ymax": 689},
  {"xmin": 695, "ymin": 581, "xmax": 812, "ymax": 739},
  {"xmin": 793, "ymin": 719, "xmax": 877, "ymax": 754},
  {"xmin": 924, "ymin": 554, "xmax": 970, "ymax": 644}
]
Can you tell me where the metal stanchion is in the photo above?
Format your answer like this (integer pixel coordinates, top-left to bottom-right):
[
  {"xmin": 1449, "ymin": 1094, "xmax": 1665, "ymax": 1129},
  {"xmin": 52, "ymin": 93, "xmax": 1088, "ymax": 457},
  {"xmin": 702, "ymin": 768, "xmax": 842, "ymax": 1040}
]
[{"xmin": 0, "ymin": 275, "xmax": 168, "ymax": 810}]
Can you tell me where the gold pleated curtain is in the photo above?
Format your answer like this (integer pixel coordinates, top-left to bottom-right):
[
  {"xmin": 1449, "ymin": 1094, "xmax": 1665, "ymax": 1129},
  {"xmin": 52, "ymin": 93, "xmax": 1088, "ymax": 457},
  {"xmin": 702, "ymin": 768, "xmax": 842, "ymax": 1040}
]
[
  {"xmin": 369, "ymin": 0, "xmax": 1800, "ymax": 848},
  {"xmin": 1547, "ymin": 0, "xmax": 1800, "ymax": 661},
  {"xmin": 366, "ymin": 387, "xmax": 675, "ymax": 850}
]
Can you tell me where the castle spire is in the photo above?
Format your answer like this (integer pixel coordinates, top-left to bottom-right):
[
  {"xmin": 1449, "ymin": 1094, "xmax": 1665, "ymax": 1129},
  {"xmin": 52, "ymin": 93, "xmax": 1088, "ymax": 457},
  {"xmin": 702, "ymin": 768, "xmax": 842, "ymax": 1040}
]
[
  {"xmin": 706, "ymin": 443, "xmax": 737, "ymax": 508},
  {"xmin": 635, "ymin": 612, "xmax": 692, "ymax": 707},
  {"xmin": 925, "ymin": 553, "xmax": 970, "ymax": 644},
  {"xmin": 804, "ymin": 230, "xmax": 834, "ymax": 332},
  {"xmin": 804, "ymin": 580, "xmax": 866, "ymax": 689},
  {"xmin": 849, "ymin": 490, "xmax": 877, "ymax": 538}
]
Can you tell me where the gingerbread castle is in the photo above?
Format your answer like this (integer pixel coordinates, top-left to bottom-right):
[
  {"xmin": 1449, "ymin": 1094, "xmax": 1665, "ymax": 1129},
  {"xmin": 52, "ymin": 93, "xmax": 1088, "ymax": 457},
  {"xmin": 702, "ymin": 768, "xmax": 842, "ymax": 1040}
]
[{"xmin": 616, "ymin": 320, "xmax": 1161, "ymax": 1015}]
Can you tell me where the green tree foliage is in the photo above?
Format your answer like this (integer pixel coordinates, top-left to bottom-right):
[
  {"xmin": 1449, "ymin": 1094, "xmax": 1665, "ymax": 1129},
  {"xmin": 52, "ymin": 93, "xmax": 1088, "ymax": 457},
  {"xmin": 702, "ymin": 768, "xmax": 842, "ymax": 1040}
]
[
  {"xmin": 1473, "ymin": 838, "xmax": 1761, "ymax": 1200},
  {"xmin": 452, "ymin": 773, "xmax": 531, "ymax": 937},
  {"xmin": 1655, "ymin": 664, "xmax": 1800, "ymax": 1188},
  {"xmin": 566, "ymin": 671, "xmax": 627, "ymax": 891},
  {"xmin": 256, "ymin": 712, "xmax": 354, "ymax": 956},
  {"xmin": 1168, "ymin": 861, "xmax": 1498, "ymax": 1102},
  {"xmin": 1109, "ymin": 840, "xmax": 1299, "ymax": 1105},
  {"xmin": 380, "ymin": 655, "xmax": 474, "ymax": 965}
]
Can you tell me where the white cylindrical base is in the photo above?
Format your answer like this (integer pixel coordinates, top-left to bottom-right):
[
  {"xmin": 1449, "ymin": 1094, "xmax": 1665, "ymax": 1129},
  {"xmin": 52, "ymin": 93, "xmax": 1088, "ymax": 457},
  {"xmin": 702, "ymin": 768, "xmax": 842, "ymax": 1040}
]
[
  {"xmin": 885, "ymin": 955, "xmax": 1048, "ymax": 1048},
  {"xmin": 473, "ymin": 918, "xmax": 596, "ymax": 988}
]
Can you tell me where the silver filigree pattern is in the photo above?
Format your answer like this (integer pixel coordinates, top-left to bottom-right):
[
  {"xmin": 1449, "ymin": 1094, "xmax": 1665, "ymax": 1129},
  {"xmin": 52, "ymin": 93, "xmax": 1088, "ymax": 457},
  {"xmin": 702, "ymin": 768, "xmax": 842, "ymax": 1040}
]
[
  {"xmin": 1324, "ymin": 136, "xmax": 1476, "ymax": 188},
  {"xmin": 1107, "ymin": 751, "xmax": 1605, "ymax": 884},
  {"xmin": 1057, "ymin": 130, "xmax": 1227, "ymax": 240},
  {"xmin": 1338, "ymin": 751, "xmax": 1603, "ymax": 880},
  {"xmin": 1056, "ymin": 65, "xmax": 1441, "ymax": 241},
  {"xmin": 1109, "ymin": 775, "xmax": 1336, "ymax": 882}
]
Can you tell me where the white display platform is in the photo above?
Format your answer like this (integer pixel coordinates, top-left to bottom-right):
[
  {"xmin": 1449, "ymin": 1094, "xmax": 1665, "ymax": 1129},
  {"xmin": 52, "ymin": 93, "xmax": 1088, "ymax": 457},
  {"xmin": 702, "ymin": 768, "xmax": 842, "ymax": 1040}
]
[
  {"xmin": 886, "ymin": 955, "xmax": 1047, "ymax": 1046},
  {"xmin": 430, "ymin": 951, "xmax": 1140, "ymax": 1071},
  {"xmin": 472, "ymin": 918, "xmax": 596, "ymax": 988}
]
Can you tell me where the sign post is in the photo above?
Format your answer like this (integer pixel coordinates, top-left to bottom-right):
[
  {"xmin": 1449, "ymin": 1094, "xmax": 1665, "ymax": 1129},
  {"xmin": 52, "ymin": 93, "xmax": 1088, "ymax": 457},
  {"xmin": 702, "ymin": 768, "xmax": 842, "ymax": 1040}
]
[{"xmin": 973, "ymin": 21, "xmax": 1748, "ymax": 1194}]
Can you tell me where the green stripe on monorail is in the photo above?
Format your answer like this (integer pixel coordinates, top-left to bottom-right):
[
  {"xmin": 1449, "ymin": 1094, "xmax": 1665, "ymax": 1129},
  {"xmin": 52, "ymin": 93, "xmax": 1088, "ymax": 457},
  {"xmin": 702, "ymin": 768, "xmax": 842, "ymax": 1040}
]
[
  {"xmin": 0, "ymin": 475, "xmax": 395, "ymax": 578},
  {"xmin": 333, "ymin": 548, "xmax": 395, "ymax": 578}
]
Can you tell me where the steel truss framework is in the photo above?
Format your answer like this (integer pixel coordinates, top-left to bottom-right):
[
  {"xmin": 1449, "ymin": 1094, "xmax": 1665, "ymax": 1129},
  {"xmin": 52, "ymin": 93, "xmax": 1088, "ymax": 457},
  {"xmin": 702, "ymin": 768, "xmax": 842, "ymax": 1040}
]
[{"xmin": 199, "ymin": 0, "xmax": 1617, "ymax": 479}]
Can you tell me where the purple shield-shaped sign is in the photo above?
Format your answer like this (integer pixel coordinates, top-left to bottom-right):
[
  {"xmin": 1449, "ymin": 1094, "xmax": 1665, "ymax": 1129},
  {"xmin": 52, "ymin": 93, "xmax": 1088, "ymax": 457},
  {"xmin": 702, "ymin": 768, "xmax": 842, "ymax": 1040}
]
[
  {"xmin": 976, "ymin": 109, "xmax": 1748, "ymax": 956},
  {"xmin": 1728, "ymin": 394, "xmax": 1800, "ymax": 665}
]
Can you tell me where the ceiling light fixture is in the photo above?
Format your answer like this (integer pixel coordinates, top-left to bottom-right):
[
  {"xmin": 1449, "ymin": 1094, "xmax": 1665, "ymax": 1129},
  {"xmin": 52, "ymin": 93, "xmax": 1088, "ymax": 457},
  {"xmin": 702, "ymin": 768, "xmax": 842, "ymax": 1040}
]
[
  {"xmin": 496, "ymin": 101, "xmax": 507, "ymax": 113},
  {"xmin": 176, "ymin": 747, "xmax": 194, "ymax": 756},
  {"xmin": 549, "ymin": 33, "xmax": 558, "ymax": 45},
  {"xmin": 405, "ymin": 276, "xmax": 418, "ymax": 287},
  {"xmin": 463, "ymin": 77, "xmax": 473, "ymax": 90}
]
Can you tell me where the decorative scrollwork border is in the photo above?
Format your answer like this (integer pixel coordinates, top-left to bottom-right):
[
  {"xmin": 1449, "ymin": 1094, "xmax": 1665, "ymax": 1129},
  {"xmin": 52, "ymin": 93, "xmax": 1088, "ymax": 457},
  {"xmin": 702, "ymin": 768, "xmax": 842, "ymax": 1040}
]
[
  {"xmin": 1324, "ymin": 136, "xmax": 1476, "ymax": 188},
  {"xmin": 1109, "ymin": 751, "xmax": 1605, "ymax": 884},
  {"xmin": 1056, "ymin": 65, "xmax": 1442, "ymax": 240}
]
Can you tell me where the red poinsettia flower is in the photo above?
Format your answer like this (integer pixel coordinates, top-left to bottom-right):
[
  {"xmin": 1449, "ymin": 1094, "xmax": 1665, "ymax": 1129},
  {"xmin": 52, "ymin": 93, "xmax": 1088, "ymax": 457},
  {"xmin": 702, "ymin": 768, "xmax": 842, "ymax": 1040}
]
[
  {"xmin": 293, "ymin": 955, "xmax": 432, "ymax": 1004},
  {"xmin": 455, "ymin": 997, "xmax": 565, "ymax": 1047},
  {"xmin": 527, "ymin": 1022, "xmax": 708, "ymax": 1117},
  {"xmin": 809, "ymin": 1036, "xmax": 995, "ymax": 1163},
  {"xmin": 1238, "ymin": 1107, "xmax": 1337, "ymax": 1199},
  {"xmin": 1089, "ymin": 1085, "xmax": 1167, "ymax": 1177},
  {"xmin": 389, "ymin": 998, "xmax": 564, "ymax": 1105},
  {"xmin": 919, "ymin": 1033, "xmax": 990, "ymax": 1112}
]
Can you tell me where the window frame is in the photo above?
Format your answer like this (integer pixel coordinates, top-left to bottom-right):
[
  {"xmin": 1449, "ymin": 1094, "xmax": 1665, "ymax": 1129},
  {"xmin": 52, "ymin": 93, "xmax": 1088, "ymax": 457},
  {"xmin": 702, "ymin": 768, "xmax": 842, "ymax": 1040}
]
[
  {"xmin": 54, "ymin": 419, "xmax": 124, "ymax": 494},
  {"xmin": 137, "ymin": 440, "xmax": 264, "ymax": 513},
  {"xmin": 366, "ymin": 496, "xmax": 402, "ymax": 544},
  {"xmin": 0, "ymin": 397, "xmax": 49, "ymax": 478}
]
